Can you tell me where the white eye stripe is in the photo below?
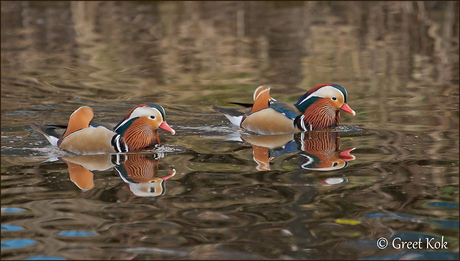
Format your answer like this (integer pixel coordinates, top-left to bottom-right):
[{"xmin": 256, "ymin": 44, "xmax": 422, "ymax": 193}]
[
  {"xmin": 129, "ymin": 107, "xmax": 162, "ymax": 121},
  {"xmin": 298, "ymin": 86, "xmax": 344, "ymax": 105},
  {"xmin": 114, "ymin": 107, "xmax": 162, "ymax": 132}
]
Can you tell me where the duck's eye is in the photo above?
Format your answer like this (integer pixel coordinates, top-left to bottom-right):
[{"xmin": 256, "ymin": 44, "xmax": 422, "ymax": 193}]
[
  {"xmin": 333, "ymin": 162, "xmax": 339, "ymax": 167},
  {"xmin": 331, "ymin": 97, "xmax": 337, "ymax": 101},
  {"xmin": 149, "ymin": 115, "xmax": 156, "ymax": 119}
]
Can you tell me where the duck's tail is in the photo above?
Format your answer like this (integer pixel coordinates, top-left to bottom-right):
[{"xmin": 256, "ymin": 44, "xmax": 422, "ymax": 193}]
[
  {"xmin": 30, "ymin": 122, "xmax": 65, "ymax": 146},
  {"xmin": 211, "ymin": 105, "xmax": 247, "ymax": 126}
]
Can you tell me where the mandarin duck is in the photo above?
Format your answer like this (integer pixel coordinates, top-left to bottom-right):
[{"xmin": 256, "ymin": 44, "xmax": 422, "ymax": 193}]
[
  {"xmin": 30, "ymin": 104, "xmax": 175, "ymax": 154},
  {"xmin": 212, "ymin": 84, "xmax": 356, "ymax": 135}
]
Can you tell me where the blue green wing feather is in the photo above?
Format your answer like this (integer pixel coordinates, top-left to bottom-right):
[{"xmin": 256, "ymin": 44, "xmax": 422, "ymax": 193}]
[{"xmin": 269, "ymin": 102, "xmax": 300, "ymax": 119}]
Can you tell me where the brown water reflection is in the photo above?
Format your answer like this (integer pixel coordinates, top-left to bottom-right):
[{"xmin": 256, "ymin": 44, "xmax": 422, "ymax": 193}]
[
  {"xmin": 61, "ymin": 153, "xmax": 176, "ymax": 196},
  {"xmin": 1, "ymin": 1, "xmax": 459, "ymax": 260},
  {"xmin": 233, "ymin": 131, "xmax": 356, "ymax": 171}
]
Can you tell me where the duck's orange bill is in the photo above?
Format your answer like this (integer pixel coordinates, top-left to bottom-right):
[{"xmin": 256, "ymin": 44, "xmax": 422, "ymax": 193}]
[
  {"xmin": 159, "ymin": 121, "xmax": 176, "ymax": 135},
  {"xmin": 339, "ymin": 147, "xmax": 356, "ymax": 162},
  {"xmin": 340, "ymin": 103, "xmax": 356, "ymax": 116}
]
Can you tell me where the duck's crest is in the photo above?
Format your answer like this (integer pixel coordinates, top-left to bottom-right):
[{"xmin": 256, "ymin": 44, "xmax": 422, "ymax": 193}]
[
  {"xmin": 122, "ymin": 104, "xmax": 147, "ymax": 121},
  {"xmin": 120, "ymin": 103, "xmax": 166, "ymax": 121},
  {"xmin": 295, "ymin": 83, "xmax": 347, "ymax": 112},
  {"xmin": 294, "ymin": 83, "xmax": 330, "ymax": 111},
  {"xmin": 114, "ymin": 103, "xmax": 167, "ymax": 135}
]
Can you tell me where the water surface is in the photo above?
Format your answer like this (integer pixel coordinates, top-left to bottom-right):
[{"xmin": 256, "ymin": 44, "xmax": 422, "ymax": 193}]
[{"xmin": 1, "ymin": 1, "xmax": 459, "ymax": 260}]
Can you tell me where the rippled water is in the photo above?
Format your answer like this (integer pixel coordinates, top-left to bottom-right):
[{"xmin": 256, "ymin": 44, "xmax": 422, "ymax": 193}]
[{"xmin": 1, "ymin": 1, "xmax": 459, "ymax": 260}]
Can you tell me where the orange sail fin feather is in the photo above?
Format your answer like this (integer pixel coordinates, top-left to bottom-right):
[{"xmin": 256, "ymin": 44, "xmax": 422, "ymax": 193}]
[
  {"xmin": 59, "ymin": 106, "xmax": 93, "ymax": 142},
  {"xmin": 249, "ymin": 86, "xmax": 272, "ymax": 114}
]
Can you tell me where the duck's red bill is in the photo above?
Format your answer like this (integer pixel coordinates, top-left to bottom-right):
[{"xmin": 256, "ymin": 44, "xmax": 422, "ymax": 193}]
[
  {"xmin": 159, "ymin": 121, "xmax": 175, "ymax": 135},
  {"xmin": 340, "ymin": 103, "xmax": 356, "ymax": 116},
  {"xmin": 339, "ymin": 147, "xmax": 356, "ymax": 161}
]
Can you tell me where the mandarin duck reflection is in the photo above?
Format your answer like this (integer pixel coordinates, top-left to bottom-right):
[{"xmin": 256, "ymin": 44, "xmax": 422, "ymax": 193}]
[
  {"xmin": 237, "ymin": 131, "xmax": 355, "ymax": 171},
  {"xmin": 298, "ymin": 132, "xmax": 355, "ymax": 171},
  {"xmin": 240, "ymin": 133, "xmax": 295, "ymax": 171},
  {"xmin": 212, "ymin": 84, "xmax": 355, "ymax": 134},
  {"xmin": 60, "ymin": 153, "xmax": 175, "ymax": 197},
  {"xmin": 30, "ymin": 104, "xmax": 175, "ymax": 154},
  {"xmin": 114, "ymin": 153, "xmax": 175, "ymax": 197}
]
